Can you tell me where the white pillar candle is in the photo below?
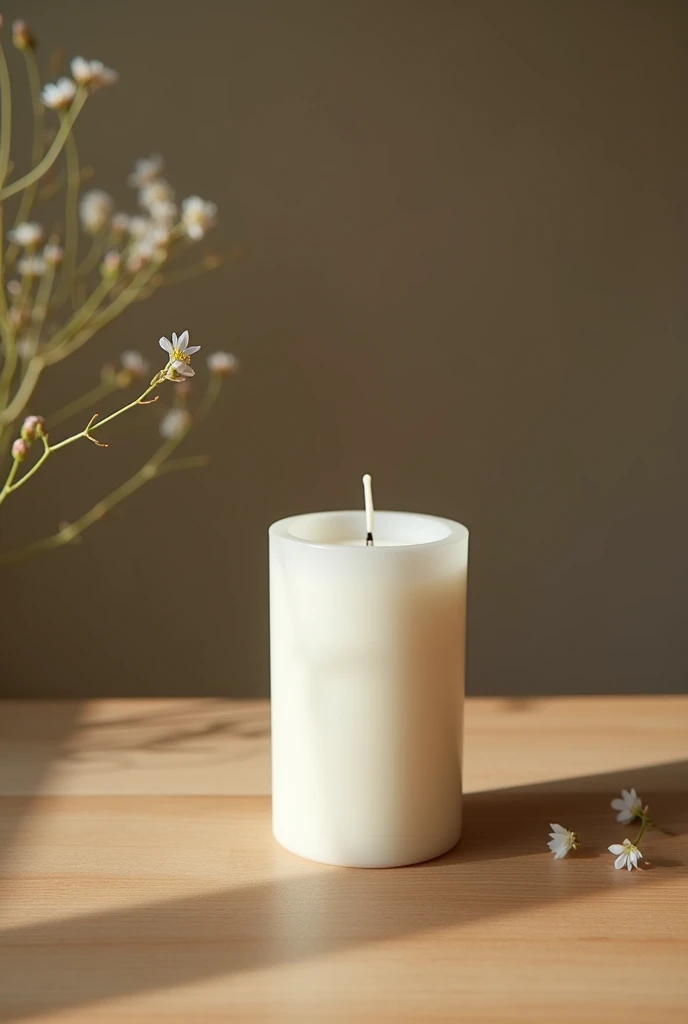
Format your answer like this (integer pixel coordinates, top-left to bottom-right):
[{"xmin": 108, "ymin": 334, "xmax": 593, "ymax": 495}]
[{"xmin": 269, "ymin": 505, "xmax": 469, "ymax": 868}]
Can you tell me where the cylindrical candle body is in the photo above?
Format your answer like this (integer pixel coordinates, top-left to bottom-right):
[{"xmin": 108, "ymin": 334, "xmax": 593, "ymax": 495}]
[{"xmin": 269, "ymin": 510, "xmax": 468, "ymax": 868}]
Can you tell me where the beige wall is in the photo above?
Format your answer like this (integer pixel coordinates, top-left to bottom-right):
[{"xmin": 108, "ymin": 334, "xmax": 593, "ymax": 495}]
[{"xmin": 1, "ymin": 0, "xmax": 687, "ymax": 697}]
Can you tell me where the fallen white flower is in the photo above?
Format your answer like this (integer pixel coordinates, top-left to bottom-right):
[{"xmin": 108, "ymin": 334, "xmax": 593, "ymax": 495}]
[
  {"xmin": 7, "ymin": 222, "xmax": 44, "ymax": 248},
  {"xmin": 547, "ymin": 823, "xmax": 579, "ymax": 860},
  {"xmin": 608, "ymin": 839, "xmax": 643, "ymax": 871},
  {"xmin": 611, "ymin": 788, "xmax": 643, "ymax": 824}
]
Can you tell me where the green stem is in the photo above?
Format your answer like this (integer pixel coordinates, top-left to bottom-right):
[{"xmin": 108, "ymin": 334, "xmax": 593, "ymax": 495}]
[
  {"xmin": 49, "ymin": 380, "xmax": 162, "ymax": 452},
  {"xmin": 633, "ymin": 817, "xmax": 650, "ymax": 847},
  {"xmin": 43, "ymin": 273, "xmax": 115, "ymax": 362},
  {"xmin": 3, "ymin": 432, "xmax": 50, "ymax": 495},
  {"xmin": 0, "ymin": 40, "xmax": 13, "ymax": 188},
  {"xmin": 6, "ymin": 46, "xmax": 46, "ymax": 259},
  {"xmin": 0, "ymin": 376, "xmax": 223, "ymax": 567},
  {"xmin": 45, "ymin": 258, "xmax": 162, "ymax": 366},
  {"xmin": 31, "ymin": 260, "xmax": 57, "ymax": 341},
  {"xmin": 0, "ymin": 357, "xmax": 43, "ymax": 427},
  {"xmin": 0, "ymin": 89, "xmax": 87, "ymax": 202},
  {"xmin": 0, "ymin": 377, "xmax": 163, "ymax": 507},
  {"xmin": 0, "ymin": 441, "xmax": 201, "ymax": 566},
  {"xmin": 0, "ymin": 453, "xmax": 21, "ymax": 503}
]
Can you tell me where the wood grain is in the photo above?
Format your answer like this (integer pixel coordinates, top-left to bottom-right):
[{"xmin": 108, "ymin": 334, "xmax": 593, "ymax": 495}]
[{"xmin": 0, "ymin": 697, "xmax": 686, "ymax": 1023}]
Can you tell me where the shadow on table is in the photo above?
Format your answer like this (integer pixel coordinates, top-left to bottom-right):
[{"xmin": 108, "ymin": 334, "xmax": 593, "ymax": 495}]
[
  {"xmin": 0, "ymin": 757, "xmax": 685, "ymax": 1021},
  {"xmin": 58, "ymin": 699, "xmax": 271, "ymax": 770},
  {"xmin": 0, "ymin": 702, "xmax": 83, "ymax": 867}
]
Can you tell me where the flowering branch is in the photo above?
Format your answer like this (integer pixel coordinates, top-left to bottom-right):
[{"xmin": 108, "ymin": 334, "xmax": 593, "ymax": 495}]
[
  {"xmin": 0, "ymin": 361, "xmax": 224, "ymax": 568},
  {"xmin": 6, "ymin": 41, "xmax": 45, "ymax": 256},
  {"xmin": 0, "ymin": 19, "xmax": 235, "ymax": 569}
]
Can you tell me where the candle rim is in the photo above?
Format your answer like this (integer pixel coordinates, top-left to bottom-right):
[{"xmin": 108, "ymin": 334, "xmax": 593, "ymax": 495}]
[{"xmin": 270, "ymin": 509, "xmax": 468, "ymax": 550}]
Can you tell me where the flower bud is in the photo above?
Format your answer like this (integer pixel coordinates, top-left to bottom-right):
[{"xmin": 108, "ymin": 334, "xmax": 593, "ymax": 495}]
[
  {"xmin": 12, "ymin": 20, "xmax": 35, "ymax": 51},
  {"xmin": 21, "ymin": 415, "xmax": 45, "ymax": 442},
  {"xmin": 43, "ymin": 243, "xmax": 64, "ymax": 267},
  {"xmin": 11, "ymin": 438, "xmax": 29, "ymax": 461},
  {"xmin": 101, "ymin": 250, "xmax": 121, "ymax": 277},
  {"xmin": 207, "ymin": 351, "xmax": 239, "ymax": 376}
]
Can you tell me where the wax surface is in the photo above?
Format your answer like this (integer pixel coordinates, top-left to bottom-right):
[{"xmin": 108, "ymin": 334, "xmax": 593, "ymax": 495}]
[{"xmin": 269, "ymin": 510, "xmax": 468, "ymax": 868}]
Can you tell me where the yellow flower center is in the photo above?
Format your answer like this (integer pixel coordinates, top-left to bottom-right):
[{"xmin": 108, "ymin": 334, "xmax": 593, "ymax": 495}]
[{"xmin": 173, "ymin": 348, "xmax": 191, "ymax": 364}]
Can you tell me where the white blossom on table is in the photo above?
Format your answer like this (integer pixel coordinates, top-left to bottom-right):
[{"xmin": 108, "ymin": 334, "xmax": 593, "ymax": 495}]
[{"xmin": 608, "ymin": 839, "xmax": 643, "ymax": 871}]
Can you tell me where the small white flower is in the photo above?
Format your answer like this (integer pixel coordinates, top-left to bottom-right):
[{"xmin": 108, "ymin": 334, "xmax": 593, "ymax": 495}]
[
  {"xmin": 608, "ymin": 839, "xmax": 643, "ymax": 871},
  {"xmin": 79, "ymin": 189, "xmax": 114, "ymax": 235},
  {"xmin": 128, "ymin": 155, "xmax": 164, "ymax": 188},
  {"xmin": 611, "ymin": 788, "xmax": 643, "ymax": 824},
  {"xmin": 127, "ymin": 215, "xmax": 151, "ymax": 240},
  {"xmin": 120, "ymin": 350, "xmax": 149, "ymax": 379},
  {"xmin": 139, "ymin": 179, "xmax": 175, "ymax": 211},
  {"xmin": 43, "ymin": 243, "xmax": 64, "ymax": 267},
  {"xmin": 41, "ymin": 77, "xmax": 77, "ymax": 109},
  {"xmin": 126, "ymin": 244, "xmax": 153, "ymax": 274},
  {"xmin": 111, "ymin": 212, "xmax": 130, "ymax": 235},
  {"xmin": 181, "ymin": 195, "xmax": 217, "ymax": 240},
  {"xmin": 148, "ymin": 200, "xmax": 178, "ymax": 228},
  {"xmin": 126, "ymin": 228, "xmax": 168, "ymax": 272},
  {"xmin": 159, "ymin": 330, "xmax": 201, "ymax": 381},
  {"xmin": 7, "ymin": 222, "xmax": 44, "ymax": 248},
  {"xmin": 207, "ymin": 351, "xmax": 239, "ymax": 376},
  {"xmin": 159, "ymin": 408, "xmax": 191, "ymax": 439},
  {"xmin": 547, "ymin": 823, "xmax": 579, "ymax": 860},
  {"xmin": 145, "ymin": 224, "xmax": 172, "ymax": 250},
  {"xmin": 17, "ymin": 255, "xmax": 46, "ymax": 277},
  {"xmin": 70, "ymin": 56, "xmax": 118, "ymax": 89},
  {"xmin": 101, "ymin": 250, "xmax": 122, "ymax": 277}
]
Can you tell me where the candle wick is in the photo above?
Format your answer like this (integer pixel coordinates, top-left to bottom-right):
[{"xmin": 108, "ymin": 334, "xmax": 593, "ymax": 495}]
[{"xmin": 362, "ymin": 473, "xmax": 375, "ymax": 547}]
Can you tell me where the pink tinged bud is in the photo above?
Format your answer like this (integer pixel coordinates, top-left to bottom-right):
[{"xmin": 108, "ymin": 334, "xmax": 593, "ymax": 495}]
[
  {"xmin": 21, "ymin": 415, "xmax": 45, "ymax": 442},
  {"xmin": 101, "ymin": 250, "xmax": 121, "ymax": 276},
  {"xmin": 11, "ymin": 438, "xmax": 29, "ymax": 461},
  {"xmin": 12, "ymin": 20, "xmax": 35, "ymax": 50}
]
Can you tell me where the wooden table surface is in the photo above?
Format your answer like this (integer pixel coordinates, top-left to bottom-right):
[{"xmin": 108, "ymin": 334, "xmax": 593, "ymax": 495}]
[{"xmin": 0, "ymin": 697, "xmax": 686, "ymax": 1023}]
